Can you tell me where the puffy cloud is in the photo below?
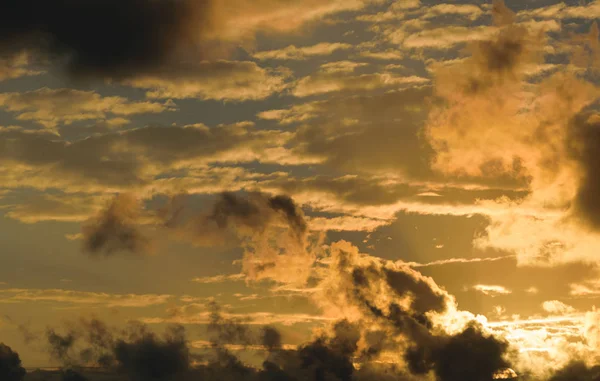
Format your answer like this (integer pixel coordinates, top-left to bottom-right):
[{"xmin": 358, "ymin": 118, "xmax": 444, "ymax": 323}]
[
  {"xmin": 253, "ymin": 42, "xmax": 352, "ymax": 60},
  {"xmin": 542, "ymin": 301, "xmax": 576, "ymax": 315},
  {"xmin": 423, "ymin": 2, "xmax": 600, "ymax": 266},
  {"xmin": 0, "ymin": 88, "xmax": 169, "ymax": 130}
]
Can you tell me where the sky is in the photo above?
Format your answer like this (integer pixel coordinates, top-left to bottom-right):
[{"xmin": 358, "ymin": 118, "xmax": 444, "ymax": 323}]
[{"xmin": 3, "ymin": 0, "xmax": 600, "ymax": 379}]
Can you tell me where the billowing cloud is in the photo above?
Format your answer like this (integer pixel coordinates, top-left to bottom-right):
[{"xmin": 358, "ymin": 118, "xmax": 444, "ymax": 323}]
[{"xmin": 423, "ymin": 1, "xmax": 600, "ymax": 266}]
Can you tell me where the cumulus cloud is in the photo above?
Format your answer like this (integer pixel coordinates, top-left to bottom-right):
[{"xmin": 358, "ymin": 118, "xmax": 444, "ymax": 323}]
[
  {"xmin": 423, "ymin": 1, "xmax": 600, "ymax": 266},
  {"xmin": 542, "ymin": 301, "xmax": 576, "ymax": 315}
]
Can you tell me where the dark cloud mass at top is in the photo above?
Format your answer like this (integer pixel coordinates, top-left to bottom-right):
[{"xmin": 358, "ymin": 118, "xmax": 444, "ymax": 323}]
[{"xmin": 0, "ymin": 0, "xmax": 213, "ymax": 79}]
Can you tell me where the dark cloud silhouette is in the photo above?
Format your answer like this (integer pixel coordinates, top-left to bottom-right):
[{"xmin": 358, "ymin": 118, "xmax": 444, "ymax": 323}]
[
  {"xmin": 0, "ymin": 0, "xmax": 214, "ymax": 79},
  {"xmin": 566, "ymin": 112, "xmax": 600, "ymax": 229},
  {"xmin": 81, "ymin": 194, "xmax": 151, "ymax": 256},
  {"xmin": 548, "ymin": 361, "xmax": 600, "ymax": 381},
  {"xmin": 432, "ymin": 324, "xmax": 510, "ymax": 381},
  {"xmin": 262, "ymin": 327, "xmax": 282, "ymax": 352},
  {"xmin": 210, "ymin": 192, "xmax": 308, "ymax": 242},
  {"xmin": 61, "ymin": 369, "xmax": 88, "ymax": 381},
  {"xmin": 114, "ymin": 324, "xmax": 190, "ymax": 381},
  {"xmin": 46, "ymin": 328, "xmax": 78, "ymax": 366},
  {"xmin": 44, "ymin": 319, "xmax": 191, "ymax": 380},
  {"xmin": 0, "ymin": 343, "xmax": 26, "ymax": 381}
]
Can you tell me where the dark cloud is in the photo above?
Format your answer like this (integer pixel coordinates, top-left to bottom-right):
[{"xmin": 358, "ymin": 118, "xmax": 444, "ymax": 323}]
[
  {"xmin": 0, "ymin": 0, "xmax": 214, "ymax": 79},
  {"xmin": 114, "ymin": 324, "xmax": 190, "ymax": 381},
  {"xmin": 0, "ymin": 343, "xmax": 26, "ymax": 381},
  {"xmin": 548, "ymin": 361, "xmax": 600, "ymax": 381},
  {"xmin": 431, "ymin": 324, "xmax": 510, "ymax": 381},
  {"xmin": 44, "ymin": 319, "xmax": 191, "ymax": 380},
  {"xmin": 566, "ymin": 112, "xmax": 600, "ymax": 229},
  {"xmin": 61, "ymin": 369, "xmax": 88, "ymax": 381},
  {"xmin": 210, "ymin": 192, "xmax": 307, "ymax": 242},
  {"xmin": 81, "ymin": 194, "xmax": 151, "ymax": 256},
  {"xmin": 262, "ymin": 327, "xmax": 282, "ymax": 352},
  {"xmin": 46, "ymin": 328, "xmax": 78, "ymax": 366}
]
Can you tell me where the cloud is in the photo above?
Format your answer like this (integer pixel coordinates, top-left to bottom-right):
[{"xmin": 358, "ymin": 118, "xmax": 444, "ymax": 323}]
[
  {"xmin": 81, "ymin": 194, "xmax": 152, "ymax": 256},
  {"xmin": 191, "ymin": 274, "xmax": 246, "ymax": 284},
  {"xmin": 114, "ymin": 325, "xmax": 189, "ymax": 381},
  {"xmin": 473, "ymin": 285, "xmax": 512, "ymax": 297},
  {"xmin": 518, "ymin": 1, "xmax": 600, "ymax": 20},
  {"xmin": 4, "ymin": 193, "xmax": 106, "ymax": 223},
  {"xmin": 406, "ymin": 255, "xmax": 516, "ymax": 268},
  {"xmin": 165, "ymin": 192, "xmax": 314, "ymax": 285},
  {"xmin": 0, "ymin": 0, "xmax": 381, "ymax": 81},
  {"xmin": 402, "ymin": 25, "xmax": 497, "ymax": 49},
  {"xmin": 0, "ymin": 343, "xmax": 26, "ymax": 381},
  {"xmin": 0, "ymin": 88, "xmax": 168, "ymax": 130},
  {"xmin": 0, "ymin": 122, "xmax": 305, "ymax": 194},
  {"xmin": 542, "ymin": 301, "xmax": 576, "ymax": 315},
  {"xmin": 570, "ymin": 281, "xmax": 600, "ymax": 296},
  {"xmin": 253, "ymin": 42, "xmax": 352, "ymax": 60},
  {"xmin": 43, "ymin": 318, "xmax": 190, "ymax": 380},
  {"xmin": 0, "ymin": 52, "xmax": 43, "ymax": 82},
  {"xmin": 292, "ymin": 71, "xmax": 428, "ymax": 97},
  {"xmin": 0, "ymin": 288, "xmax": 171, "ymax": 307},
  {"xmin": 122, "ymin": 61, "xmax": 290, "ymax": 101},
  {"xmin": 319, "ymin": 61, "xmax": 369, "ymax": 74},
  {"xmin": 422, "ymin": 2, "xmax": 600, "ymax": 266}
]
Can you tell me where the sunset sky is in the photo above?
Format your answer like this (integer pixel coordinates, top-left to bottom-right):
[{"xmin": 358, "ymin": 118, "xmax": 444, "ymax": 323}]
[{"xmin": 2, "ymin": 0, "xmax": 600, "ymax": 378}]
